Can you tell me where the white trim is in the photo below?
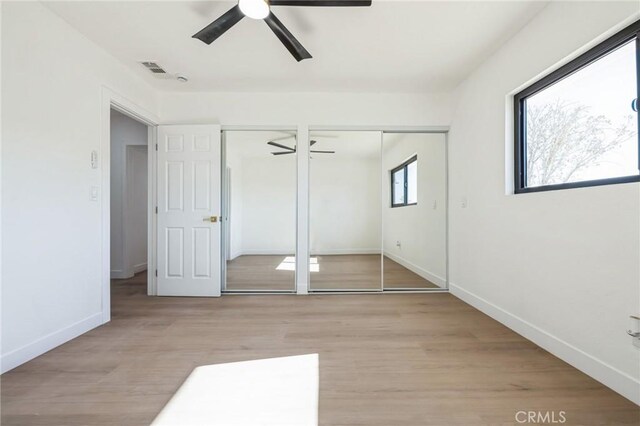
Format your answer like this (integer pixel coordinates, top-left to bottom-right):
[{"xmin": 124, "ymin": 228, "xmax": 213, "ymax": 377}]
[
  {"xmin": 229, "ymin": 250, "xmax": 242, "ymax": 261},
  {"xmin": 221, "ymin": 125, "xmax": 298, "ymax": 132},
  {"xmin": 233, "ymin": 250, "xmax": 296, "ymax": 256},
  {"xmin": 133, "ymin": 263, "xmax": 148, "ymax": 273},
  {"xmin": 1, "ymin": 313, "xmax": 103, "ymax": 374},
  {"xmin": 310, "ymin": 249, "xmax": 381, "ymax": 255},
  {"xmin": 309, "ymin": 125, "xmax": 450, "ymax": 133},
  {"xmin": 101, "ymin": 86, "xmax": 159, "ymax": 323},
  {"xmin": 232, "ymin": 249, "xmax": 381, "ymax": 256},
  {"xmin": 449, "ymin": 283, "xmax": 640, "ymax": 406},
  {"xmin": 296, "ymin": 125, "xmax": 310, "ymax": 295},
  {"xmin": 444, "ymin": 132, "xmax": 450, "ymax": 290},
  {"xmin": 383, "ymin": 252, "xmax": 446, "ymax": 288},
  {"xmin": 110, "ymin": 270, "xmax": 132, "ymax": 280},
  {"xmin": 148, "ymin": 126, "xmax": 158, "ymax": 295}
]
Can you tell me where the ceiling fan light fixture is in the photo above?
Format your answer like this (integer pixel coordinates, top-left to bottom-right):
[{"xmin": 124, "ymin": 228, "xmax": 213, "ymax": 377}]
[{"xmin": 238, "ymin": 0, "xmax": 270, "ymax": 20}]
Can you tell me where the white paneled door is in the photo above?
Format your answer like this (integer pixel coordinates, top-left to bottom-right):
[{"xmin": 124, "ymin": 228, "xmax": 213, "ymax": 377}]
[{"xmin": 157, "ymin": 125, "xmax": 221, "ymax": 296}]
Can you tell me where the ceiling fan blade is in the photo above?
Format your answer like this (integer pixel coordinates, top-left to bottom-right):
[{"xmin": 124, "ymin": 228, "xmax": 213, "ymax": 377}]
[
  {"xmin": 263, "ymin": 12, "xmax": 312, "ymax": 62},
  {"xmin": 269, "ymin": 135, "xmax": 297, "ymax": 143},
  {"xmin": 310, "ymin": 150, "xmax": 336, "ymax": 154},
  {"xmin": 193, "ymin": 5, "xmax": 244, "ymax": 45},
  {"xmin": 270, "ymin": 0, "xmax": 372, "ymax": 6},
  {"xmin": 267, "ymin": 141, "xmax": 295, "ymax": 151},
  {"xmin": 272, "ymin": 151, "xmax": 296, "ymax": 155}
]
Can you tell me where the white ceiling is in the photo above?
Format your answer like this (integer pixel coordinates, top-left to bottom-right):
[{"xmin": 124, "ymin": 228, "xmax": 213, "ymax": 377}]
[{"xmin": 45, "ymin": 0, "xmax": 548, "ymax": 93}]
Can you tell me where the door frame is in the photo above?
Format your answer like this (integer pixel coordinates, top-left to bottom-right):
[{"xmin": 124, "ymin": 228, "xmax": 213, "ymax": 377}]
[{"xmin": 100, "ymin": 86, "xmax": 159, "ymax": 323}]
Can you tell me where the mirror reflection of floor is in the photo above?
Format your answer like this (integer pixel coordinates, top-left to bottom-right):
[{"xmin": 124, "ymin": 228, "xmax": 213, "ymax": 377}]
[
  {"xmin": 225, "ymin": 255, "xmax": 439, "ymax": 292},
  {"xmin": 226, "ymin": 255, "xmax": 296, "ymax": 292},
  {"xmin": 381, "ymin": 256, "xmax": 440, "ymax": 290}
]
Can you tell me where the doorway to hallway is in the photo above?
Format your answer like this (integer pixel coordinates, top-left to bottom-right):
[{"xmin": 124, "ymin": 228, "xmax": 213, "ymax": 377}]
[{"xmin": 109, "ymin": 108, "xmax": 150, "ymax": 304}]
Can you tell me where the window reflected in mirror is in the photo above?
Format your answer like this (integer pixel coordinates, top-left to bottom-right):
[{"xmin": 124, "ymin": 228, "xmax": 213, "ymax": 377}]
[{"xmin": 383, "ymin": 133, "xmax": 447, "ymax": 290}]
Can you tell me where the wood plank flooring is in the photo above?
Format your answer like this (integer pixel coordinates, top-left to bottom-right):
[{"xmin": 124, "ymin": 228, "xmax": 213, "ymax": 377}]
[
  {"xmin": 226, "ymin": 254, "xmax": 295, "ymax": 291},
  {"xmin": 1, "ymin": 273, "xmax": 638, "ymax": 425},
  {"xmin": 226, "ymin": 254, "xmax": 438, "ymax": 291}
]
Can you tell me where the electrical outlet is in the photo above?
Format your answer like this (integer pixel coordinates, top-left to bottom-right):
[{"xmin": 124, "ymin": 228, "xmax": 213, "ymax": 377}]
[
  {"xmin": 396, "ymin": 240, "xmax": 401, "ymax": 249},
  {"xmin": 461, "ymin": 197, "xmax": 468, "ymax": 208}
]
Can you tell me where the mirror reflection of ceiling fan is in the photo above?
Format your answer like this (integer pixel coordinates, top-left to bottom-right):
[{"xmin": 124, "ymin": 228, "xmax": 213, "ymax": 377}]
[{"xmin": 267, "ymin": 135, "xmax": 336, "ymax": 155}]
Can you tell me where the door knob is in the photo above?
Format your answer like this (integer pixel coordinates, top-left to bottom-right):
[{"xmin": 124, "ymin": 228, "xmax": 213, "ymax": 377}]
[{"xmin": 203, "ymin": 216, "xmax": 218, "ymax": 223}]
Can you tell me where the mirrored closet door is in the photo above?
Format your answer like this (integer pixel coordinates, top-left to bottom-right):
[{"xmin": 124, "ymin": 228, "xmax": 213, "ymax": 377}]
[
  {"xmin": 382, "ymin": 133, "xmax": 447, "ymax": 290},
  {"xmin": 309, "ymin": 131, "xmax": 383, "ymax": 291},
  {"xmin": 222, "ymin": 130, "xmax": 297, "ymax": 292}
]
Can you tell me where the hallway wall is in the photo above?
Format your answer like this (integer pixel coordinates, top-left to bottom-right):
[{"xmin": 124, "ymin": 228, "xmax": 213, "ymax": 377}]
[{"xmin": 110, "ymin": 109, "xmax": 148, "ymax": 279}]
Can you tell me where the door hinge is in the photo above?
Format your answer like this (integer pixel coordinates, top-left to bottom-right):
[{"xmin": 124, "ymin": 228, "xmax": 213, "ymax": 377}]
[
  {"xmin": 155, "ymin": 206, "xmax": 158, "ymax": 214},
  {"xmin": 155, "ymin": 143, "xmax": 158, "ymax": 151},
  {"xmin": 155, "ymin": 269, "xmax": 158, "ymax": 277}
]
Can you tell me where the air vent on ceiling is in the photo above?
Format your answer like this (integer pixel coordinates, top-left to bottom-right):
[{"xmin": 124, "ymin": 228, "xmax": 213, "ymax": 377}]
[{"xmin": 140, "ymin": 61, "xmax": 166, "ymax": 74}]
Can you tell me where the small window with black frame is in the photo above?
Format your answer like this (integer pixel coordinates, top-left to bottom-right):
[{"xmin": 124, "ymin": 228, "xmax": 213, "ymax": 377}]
[{"xmin": 391, "ymin": 155, "xmax": 417, "ymax": 207}]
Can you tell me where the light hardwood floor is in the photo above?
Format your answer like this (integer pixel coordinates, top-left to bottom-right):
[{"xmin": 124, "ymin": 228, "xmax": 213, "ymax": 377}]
[
  {"xmin": 226, "ymin": 254, "xmax": 438, "ymax": 291},
  {"xmin": 1, "ymin": 273, "xmax": 638, "ymax": 425}
]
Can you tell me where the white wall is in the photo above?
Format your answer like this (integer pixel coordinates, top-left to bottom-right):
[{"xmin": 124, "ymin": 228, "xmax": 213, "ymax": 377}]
[
  {"xmin": 448, "ymin": 1, "xmax": 640, "ymax": 404},
  {"xmin": 1, "ymin": 2, "xmax": 157, "ymax": 372},
  {"xmin": 310, "ymin": 150, "xmax": 381, "ymax": 255},
  {"xmin": 226, "ymin": 144, "xmax": 244, "ymax": 259},
  {"xmin": 110, "ymin": 109, "xmax": 148, "ymax": 279},
  {"xmin": 383, "ymin": 133, "xmax": 447, "ymax": 287},
  {"xmin": 125, "ymin": 145, "xmax": 148, "ymax": 274},
  {"xmin": 160, "ymin": 92, "xmax": 452, "ymax": 126},
  {"xmin": 239, "ymin": 155, "xmax": 297, "ymax": 255},
  {"xmin": 225, "ymin": 131, "xmax": 297, "ymax": 258}
]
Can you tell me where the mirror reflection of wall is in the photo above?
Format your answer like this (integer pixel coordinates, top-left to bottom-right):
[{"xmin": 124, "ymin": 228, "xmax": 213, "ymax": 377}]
[
  {"xmin": 309, "ymin": 131, "xmax": 382, "ymax": 291},
  {"xmin": 383, "ymin": 133, "xmax": 447, "ymax": 290},
  {"xmin": 223, "ymin": 131, "xmax": 297, "ymax": 292}
]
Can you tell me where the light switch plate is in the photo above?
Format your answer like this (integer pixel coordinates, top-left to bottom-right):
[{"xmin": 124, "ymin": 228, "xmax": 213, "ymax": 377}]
[{"xmin": 91, "ymin": 186, "xmax": 99, "ymax": 201}]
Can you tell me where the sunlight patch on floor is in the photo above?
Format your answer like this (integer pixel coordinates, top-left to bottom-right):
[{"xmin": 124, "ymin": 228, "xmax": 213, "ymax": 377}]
[
  {"xmin": 276, "ymin": 256, "xmax": 320, "ymax": 272},
  {"xmin": 152, "ymin": 354, "xmax": 319, "ymax": 426}
]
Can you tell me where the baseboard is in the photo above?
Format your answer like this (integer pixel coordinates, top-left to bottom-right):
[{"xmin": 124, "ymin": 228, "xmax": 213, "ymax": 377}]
[
  {"xmin": 1, "ymin": 312, "xmax": 104, "ymax": 374},
  {"xmin": 133, "ymin": 263, "xmax": 147, "ymax": 273},
  {"xmin": 449, "ymin": 283, "xmax": 640, "ymax": 406},
  {"xmin": 311, "ymin": 249, "xmax": 381, "ymax": 255},
  {"xmin": 238, "ymin": 249, "xmax": 294, "ymax": 256},
  {"xmin": 110, "ymin": 269, "xmax": 132, "ymax": 279},
  {"xmin": 383, "ymin": 252, "xmax": 446, "ymax": 288},
  {"xmin": 235, "ymin": 249, "xmax": 381, "ymax": 256}
]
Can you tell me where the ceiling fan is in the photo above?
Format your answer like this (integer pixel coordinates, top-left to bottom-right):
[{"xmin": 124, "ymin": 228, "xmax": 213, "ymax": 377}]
[
  {"xmin": 268, "ymin": 138, "xmax": 335, "ymax": 155},
  {"xmin": 192, "ymin": 0, "xmax": 373, "ymax": 62}
]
